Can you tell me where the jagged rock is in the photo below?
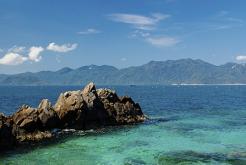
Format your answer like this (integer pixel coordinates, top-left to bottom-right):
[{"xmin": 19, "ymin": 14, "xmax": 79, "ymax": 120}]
[
  {"xmin": 97, "ymin": 88, "xmax": 119, "ymax": 103},
  {"xmin": 12, "ymin": 105, "xmax": 41, "ymax": 132},
  {"xmin": 0, "ymin": 113, "xmax": 15, "ymax": 150},
  {"xmin": 54, "ymin": 90, "xmax": 87, "ymax": 128},
  {"xmin": 38, "ymin": 99, "xmax": 60, "ymax": 129},
  {"xmin": 0, "ymin": 82, "xmax": 145, "ymax": 151},
  {"xmin": 38, "ymin": 99, "xmax": 52, "ymax": 110},
  {"xmin": 82, "ymin": 82, "xmax": 102, "ymax": 109},
  {"xmin": 115, "ymin": 96, "xmax": 145, "ymax": 124},
  {"xmin": 82, "ymin": 83, "xmax": 110, "ymax": 128},
  {"xmin": 97, "ymin": 89, "xmax": 145, "ymax": 124}
]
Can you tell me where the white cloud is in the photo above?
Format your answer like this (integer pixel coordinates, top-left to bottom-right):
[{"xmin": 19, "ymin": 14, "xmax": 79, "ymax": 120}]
[
  {"xmin": 109, "ymin": 13, "xmax": 170, "ymax": 30},
  {"xmin": 78, "ymin": 28, "xmax": 101, "ymax": 35},
  {"xmin": 236, "ymin": 55, "xmax": 246, "ymax": 61},
  {"xmin": 130, "ymin": 30, "xmax": 150, "ymax": 38},
  {"xmin": 0, "ymin": 46, "xmax": 44, "ymax": 65},
  {"xmin": 120, "ymin": 57, "xmax": 127, "ymax": 62},
  {"xmin": 145, "ymin": 37, "xmax": 180, "ymax": 47},
  {"xmin": 109, "ymin": 13, "xmax": 181, "ymax": 48},
  {"xmin": 0, "ymin": 53, "xmax": 28, "ymax": 65},
  {"xmin": 47, "ymin": 42, "xmax": 78, "ymax": 52},
  {"xmin": 8, "ymin": 46, "xmax": 26, "ymax": 53},
  {"xmin": 28, "ymin": 46, "xmax": 44, "ymax": 62},
  {"xmin": 0, "ymin": 42, "xmax": 76, "ymax": 66}
]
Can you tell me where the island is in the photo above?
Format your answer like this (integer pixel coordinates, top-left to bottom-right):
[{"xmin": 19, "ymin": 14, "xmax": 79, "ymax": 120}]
[{"xmin": 0, "ymin": 82, "xmax": 145, "ymax": 151}]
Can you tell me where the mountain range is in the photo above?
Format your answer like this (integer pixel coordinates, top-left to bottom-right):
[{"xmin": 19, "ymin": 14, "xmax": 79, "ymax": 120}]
[{"xmin": 1, "ymin": 58, "xmax": 246, "ymax": 85}]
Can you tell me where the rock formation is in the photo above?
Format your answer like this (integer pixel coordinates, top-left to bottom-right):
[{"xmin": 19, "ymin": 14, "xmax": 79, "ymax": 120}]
[
  {"xmin": 0, "ymin": 82, "xmax": 145, "ymax": 151},
  {"xmin": 0, "ymin": 113, "xmax": 15, "ymax": 150}
]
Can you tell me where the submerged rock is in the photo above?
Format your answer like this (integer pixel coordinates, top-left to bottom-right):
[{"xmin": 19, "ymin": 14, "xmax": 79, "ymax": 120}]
[
  {"xmin": 124, "ymin": 158, "xmax": 147, "ymax": 165},
  {"xmin": 16, "ymin": 130, "xmax": 53, "ymax": 143},
  {"xmin": 157, "ymin": 151, "xmax": 246, "ymax": 165},
  {"xmin": 0, "ymin": 82, "xmax": 145, "ymax": 151}
]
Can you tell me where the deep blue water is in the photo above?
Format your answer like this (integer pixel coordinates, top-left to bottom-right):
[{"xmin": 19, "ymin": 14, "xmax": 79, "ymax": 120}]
[{"xmin": 0, "ymin": 85, "xmax": 246, "ymax": 164}]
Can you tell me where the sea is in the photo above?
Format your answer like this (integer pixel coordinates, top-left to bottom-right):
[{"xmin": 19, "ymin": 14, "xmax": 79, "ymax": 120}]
[{"xmin": 0, "ymin": 85, "xmax": 246, "ymax": 164}]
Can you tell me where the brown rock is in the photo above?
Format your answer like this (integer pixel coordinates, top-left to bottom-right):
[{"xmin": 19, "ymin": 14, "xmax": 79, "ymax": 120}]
[
  {"xmin": 114, "ymin": 97, "xmax": 145, "ymax": 124},
  {"xmin": 81, "ymin": 83, "xmax": 109, "ymax": 128},
  {"xmin": 38, "ymin": 99, "xmax": 60, "ymax": 129},
  {"xmin": 0, "ymin": 82, "xmax": 145, "ymax": 151},
  {"xmin": 12, "ymin": 105, "xmax": 41, "ymax": 132},
  {"xmin": 97, "ymin": 88, "xmax": 119, "ymax": 103},
  {"xmin": 54, "ymin": 90, "xmax": 86, "ymax": 128},
  {"xmin": 17, "ymin": 130, "xmax": 53, "ymax": 143},
  {"xmin": 97, "ymin": 89, "xmax": 145, "ymax": 125},
  {"xmin": 82, "ymin": 82, "xmax": 101, "ymax": 109},
  {"xmin": 38, "ymin": 99, "xmax": 52, "ymax": 110},
  {"xmin": 0, "ymin": 113, "xmax": 15, "ymax": 150}
]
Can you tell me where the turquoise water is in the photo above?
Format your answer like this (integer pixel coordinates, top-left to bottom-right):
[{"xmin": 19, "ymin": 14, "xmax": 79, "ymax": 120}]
[{"xmin": 0, "ymin": 86, "xmax": 246, "ymax": 164}]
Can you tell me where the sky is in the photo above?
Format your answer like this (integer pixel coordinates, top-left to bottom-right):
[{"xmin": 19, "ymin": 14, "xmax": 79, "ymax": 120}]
[{"xmin": 0, "ymin": 0, "xmax": 246, "ymax": 74}]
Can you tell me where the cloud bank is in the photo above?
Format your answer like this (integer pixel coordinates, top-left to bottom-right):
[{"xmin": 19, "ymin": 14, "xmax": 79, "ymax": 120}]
[
  {"xmin": 0, "ymin": 53, "xmax": 28, "ymax": 65},
  {"xmin": 0, "ymin": 42, "xmax": 78, "ymax": 65}
]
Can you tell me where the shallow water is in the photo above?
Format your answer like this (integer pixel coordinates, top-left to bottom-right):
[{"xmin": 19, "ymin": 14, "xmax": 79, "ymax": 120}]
[{"xmin": 0, "ymin": 85, "xmax": 246, "ymax": 164}]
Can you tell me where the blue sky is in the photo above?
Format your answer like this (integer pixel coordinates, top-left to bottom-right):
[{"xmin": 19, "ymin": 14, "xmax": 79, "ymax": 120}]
[{"xmin": 0, "ymin": 0, "xmax": 246, "ymax": 74}]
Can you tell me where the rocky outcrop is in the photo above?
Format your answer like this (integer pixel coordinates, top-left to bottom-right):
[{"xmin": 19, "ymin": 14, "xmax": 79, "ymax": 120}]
[
  {"xmin": 81, "ymin": 83, "xmax": 110, "ymax": 129},
  {"xmin": 0, "ymin": 113, "xmax": 15, "ymax": 150},
  {"xmin": 0, "ymin": 82, "xmax": 145, "ymax": 151},
  {"xmin": 97, "ymin": 89, "xmax": 145, "ymax": 124},
  {"xmin": 12, "ymin": 105, "xmax": 41, "ymax": 132},
  {"xmin": 54, "ymin": 90, "xmax": 86, "ymax": 129},
  {"xmin": 38, "ymin": 99, "xmax": 60, "ymax": 129}
]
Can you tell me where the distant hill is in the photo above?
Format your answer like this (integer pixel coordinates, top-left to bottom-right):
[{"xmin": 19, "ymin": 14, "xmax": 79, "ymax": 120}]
[{"xmin": 1, "ymin": 59, "xmax": 246, "ymax": 85}]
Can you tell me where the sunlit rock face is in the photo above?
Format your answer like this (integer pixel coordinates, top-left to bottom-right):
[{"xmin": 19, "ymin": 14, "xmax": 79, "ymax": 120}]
[{"xmin": 54, "ymin": 90, "xmax": 86, "ymax": 129}]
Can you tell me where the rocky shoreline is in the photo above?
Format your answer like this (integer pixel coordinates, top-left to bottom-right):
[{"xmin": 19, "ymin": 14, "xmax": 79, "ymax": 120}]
[{"xmin": 0, "ymin": 82, "xmax": 145, "ymax": 151}]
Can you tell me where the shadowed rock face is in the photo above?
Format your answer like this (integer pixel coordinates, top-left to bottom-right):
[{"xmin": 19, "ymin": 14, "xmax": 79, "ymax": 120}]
[
  {"xmin": 38, "ymin": 99, "xmax": 60, "ymax": 129},
  {"xmin": 81, "ymin": 83, "xmax": 110, "ymax": 129},
  {"xmin": 97, "ymin": 89, "xmax": 145, "ymax": 124},
  {"xmin": 0, "ymin": 82, "xmax": 145, "ymax": 151},
  {"xmin": 0, "ymin": 113, "xmax": 15, "ymax": 150}
]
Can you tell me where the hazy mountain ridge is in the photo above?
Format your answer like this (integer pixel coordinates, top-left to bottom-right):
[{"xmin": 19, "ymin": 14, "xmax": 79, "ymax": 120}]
[{"xmin": 1, "ymin": 59, "xmax": 246, "ymax": 85}]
